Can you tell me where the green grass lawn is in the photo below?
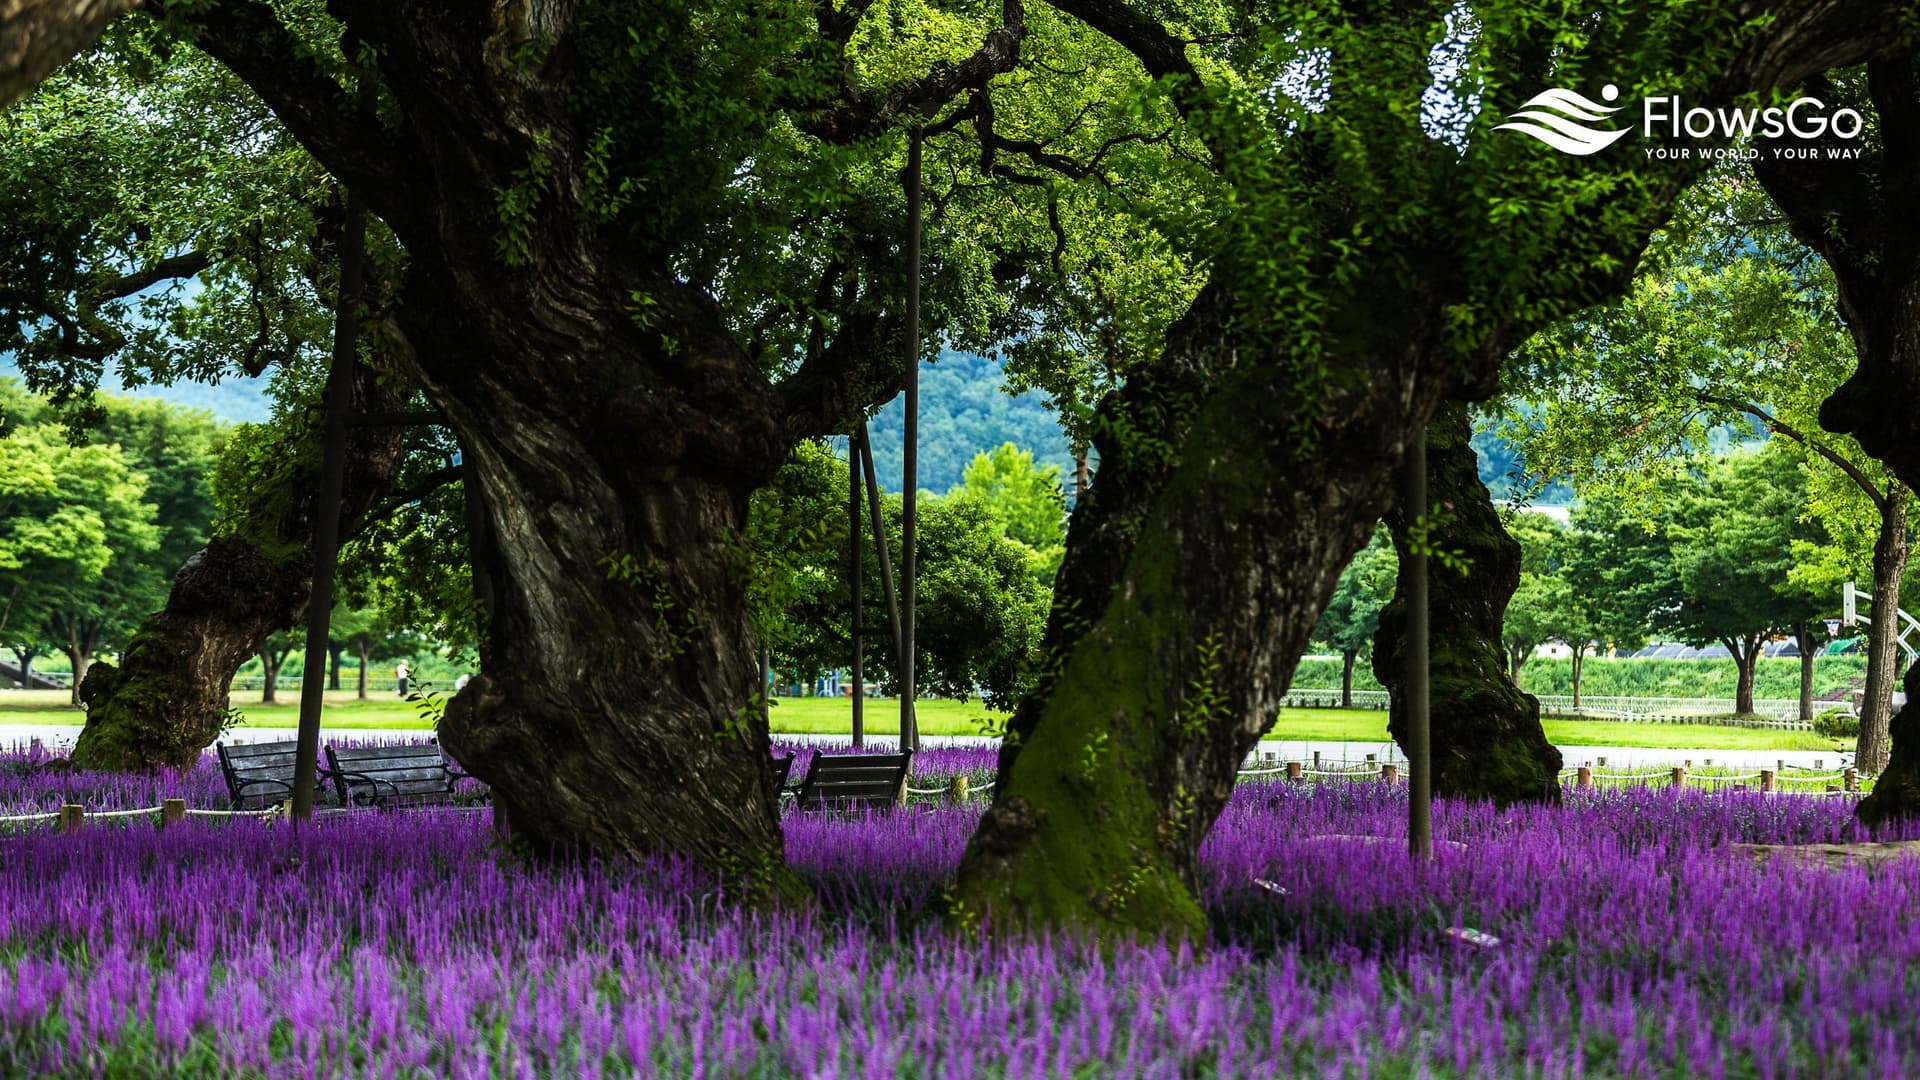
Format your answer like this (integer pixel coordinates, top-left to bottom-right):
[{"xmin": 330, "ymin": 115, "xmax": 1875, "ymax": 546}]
[{"xmin": 0, "ymin": 689, "xmax": 1850, "ymax": 752}]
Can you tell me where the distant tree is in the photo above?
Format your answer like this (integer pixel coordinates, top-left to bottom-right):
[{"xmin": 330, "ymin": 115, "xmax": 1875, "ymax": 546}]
[
  {"xmin": 1554, "ymin": 496, "xmax": 1671, "ymax": 708},
  {"xmin": 0, "ymin": 425, "xmax": 162, "ymax": 704},
  {"xmin": 959, "ymin": 443, "xmax": 1067, "ymax": 582},
  {"xmin": 744, "ymin": 441, "xmax": 1051, "ymax": 710},
  {"xmin": 256, "ymin": 628, "xmax": 301, "ymax": 705},
  {"xmin": 1310, "ymin": 528, "xmax": 1395, "ymax": 707},
  {"xmin": 1661, "ymin": 450, "xmax": 1818, "ymax": 715},
  {"xmin": 1501, "ymin": 514, "xmax": 1568, "ymax": 686}
]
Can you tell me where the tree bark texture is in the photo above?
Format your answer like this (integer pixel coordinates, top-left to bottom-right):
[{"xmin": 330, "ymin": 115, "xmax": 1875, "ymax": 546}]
[
  {"xmin": 1859, "ymin": 499, "xmax": 1908, "ymax": 773},
  {"xmin": 1373, "ymin": 405, "xmax": 1562, "ymax": 806},
  {"xmin": 69, "ymin": 346, "xmax": 410, "ymax": 769},
  {"xmin": 0, "ymin": 0, "xmax": 136, "ymax": 108},
  {"xmin": 949, "ymin": 285, "xmax": 1436, "ymax": 940},
  {"xmin": 1755, "ymin": 57, "xmax": 1920, "ymax": 813}
]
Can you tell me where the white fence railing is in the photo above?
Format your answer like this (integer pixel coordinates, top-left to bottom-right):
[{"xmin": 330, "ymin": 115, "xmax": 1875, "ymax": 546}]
[{"xmin": 1281, "ymin": 689, "xmax": 1820, "ymax": 730}]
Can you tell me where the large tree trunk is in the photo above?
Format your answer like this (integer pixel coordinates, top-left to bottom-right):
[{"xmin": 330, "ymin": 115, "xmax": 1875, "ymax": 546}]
[
  {"xmin": 70, "ymin": 338, "xmax": 410, "ymax": 770},
  {"xmin": 0, "ymin": 0, "xmax": 137, "ymax": 108},
  {"xmin": 431, "ymin": 369, "xmax": 805, "ymax": 899},
  {"xmin": 327, "ymin": 641, "xmax": 343, "ymax": 691},
  {"xmin": 949, "ymin": 285, "xmax": 1432, "ymax": 941},
  {"xmin": 1756, "ymin": 58, "xmax": 1920, "ymax": 819},
  {"xmin": 1859, "ymin": 498, "xmax": 1908, "ymax": 772},
  {"xmin": 13, "ymin": 647, "xmax": 33, "ymax": 689},
  {"xmin": 356, "ymin": 640, "xmax": 370, "ymax": 700},
  {"xmin": 1373, "ymin": 406, "xmax": 1561, "ymax": 806}
]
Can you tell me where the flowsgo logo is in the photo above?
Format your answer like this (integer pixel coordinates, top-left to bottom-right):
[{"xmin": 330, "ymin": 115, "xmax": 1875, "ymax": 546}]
[{"xmin": 1496, "ymin": 84, "xmax": 1865, "ymax": 160}]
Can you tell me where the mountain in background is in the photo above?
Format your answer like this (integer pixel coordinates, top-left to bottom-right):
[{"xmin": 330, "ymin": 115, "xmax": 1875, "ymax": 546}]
[
  {"xmin": 862, "ymin": 351, "xmax": 1077, "ymax": 496},
  {"xmin": 2, "ymin": 348, "xmax": 1580, "ymax": 506},
  {"xmin": 0, "ymin": 359, "xmax": 271, "ymax": 424}
]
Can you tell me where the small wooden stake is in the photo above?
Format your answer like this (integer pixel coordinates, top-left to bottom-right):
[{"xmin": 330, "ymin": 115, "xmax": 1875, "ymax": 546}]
[
  {"xmin": 160, "ymin": 799, "xmax": 185, "ymax": 829},
  {"xmin": 1761, "ymin": 770, "xmax": 1776, "ymax": 793},
  {"xmin": 947, "ymin": 774, "xmax": 969, "ymax": 803},
  {"xmin": 1845, "ymin": 768, "xmax": 1859, "ymax": 793},
  {"xmin": 1671, "ymin": 767, "xmax": 1686, "ymax": 789},
  {"xmin": 1287, "ymin": 761, "xmax": 1304, "ymax": 782},
  {"xmin": 1380, "ymin": 764, "xmax": 1399, "ymax": 784},
  {"xmin": 1577, "ymin": 767, "xmax": 1592, "ymax": 789},
  {"xmin": 59, "ymin": 804, "xmax": 83, "ymax": 833}
]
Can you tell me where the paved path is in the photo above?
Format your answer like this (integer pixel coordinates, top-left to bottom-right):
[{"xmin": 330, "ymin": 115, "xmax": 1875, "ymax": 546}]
[{"xmin": 0, "ymin": 726, "xmax": 1855, "ymax": 772}]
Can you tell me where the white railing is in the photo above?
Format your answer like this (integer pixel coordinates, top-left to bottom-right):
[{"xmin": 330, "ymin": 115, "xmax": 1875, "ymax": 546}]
[{"xmin": 1281, "ymin": 688, "xmax": 1817, "ymax": 730}]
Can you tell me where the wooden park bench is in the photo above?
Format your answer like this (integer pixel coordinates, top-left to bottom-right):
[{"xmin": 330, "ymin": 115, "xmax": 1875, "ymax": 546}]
[
  {"xmin": 789, "ymin": 751, "xmax": 913, "ymax": 812},
  {"xmin": 773, "ymin": 751, "xmax": 798, "ymax": 791},
  {"xmin": 325, "ymin": 741, "xmax": 480, "ymax": 808},
  {"xmin": 216, "ymin": 740, "xmax": 339, "ymax": 810}
]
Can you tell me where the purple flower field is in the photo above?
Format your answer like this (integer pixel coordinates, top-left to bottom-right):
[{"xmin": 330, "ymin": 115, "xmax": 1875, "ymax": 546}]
[{"xmin": 2, "ymin": 743, "xmax": 1919, "ymax": 1077}]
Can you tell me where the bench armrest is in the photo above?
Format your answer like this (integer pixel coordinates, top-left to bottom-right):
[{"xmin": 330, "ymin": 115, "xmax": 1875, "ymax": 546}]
[{"xmin": 331, "ymin": 768, "xmax": 403, "ymax": 807}]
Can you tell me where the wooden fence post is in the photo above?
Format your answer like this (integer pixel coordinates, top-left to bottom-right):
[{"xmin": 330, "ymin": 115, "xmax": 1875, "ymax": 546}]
[
  {"xmin": 1286, "ymin": 761, "xmax": 1304, "ymax": 782},
  {"xmin": 947, "ymin": 774, "xmax": 969, "ymax": 803},
  {"xmin": 1844, "ymin": 768, "xmax": 1859, "ymax": 793},
  {"xmin": 1760, "ymin": 770, "xmax": 1776, "ymax": 793},
  {"xmin": 1670, "ymin": 767, "xmax": 1686, "ymax": 790},
  {"xmin": 1312, "ymin": 751, "xmax": 1322, "ymax": 770},
  {"xmin": 59, "ymin": 804, "xmax": 83, "ymax": 833},
  {"xmin": 1577, "ymin": 767, "xmax": 1592, "ymax": 789},
  {"xmin": 160, "ymin": 799, "xmax": 185, "ymax": 829},
  {"xmin": 1381, "ymin": 764, "xmax": 1398, "ymax": 784}
]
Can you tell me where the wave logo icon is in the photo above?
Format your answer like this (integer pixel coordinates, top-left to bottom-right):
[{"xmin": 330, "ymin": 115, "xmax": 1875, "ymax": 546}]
[{"xmin": 1495, "ymin": 84, "xmax": 1631, "ymax": 155}]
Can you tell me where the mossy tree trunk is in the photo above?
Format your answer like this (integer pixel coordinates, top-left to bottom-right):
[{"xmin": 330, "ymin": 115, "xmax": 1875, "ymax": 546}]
[
  {"xmin": 1756, "ymin": 56, "xmax": 1920, "ymax": 818},
  {"xmin": 1373, "ymin": 405, "xmax": 1561, "ymax": 806},
  {"xmin": 950, "ymin": 285, "xmax": 1441, "ymax": 941},
  {"xmin": 70, "ymin": 333, "xmax": 411, "ymax": 770}
]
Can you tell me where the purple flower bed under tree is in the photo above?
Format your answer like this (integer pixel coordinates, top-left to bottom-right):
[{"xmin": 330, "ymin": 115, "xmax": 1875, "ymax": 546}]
[{"xmin": 2, "ymin": 743, "xmax": 1916, "ymax": 1077}]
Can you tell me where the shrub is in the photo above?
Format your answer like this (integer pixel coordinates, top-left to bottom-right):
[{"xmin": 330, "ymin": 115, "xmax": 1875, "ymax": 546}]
[{"xmin": 1815, "ymin": 709, "xmax": 1860, "ymax": 739}]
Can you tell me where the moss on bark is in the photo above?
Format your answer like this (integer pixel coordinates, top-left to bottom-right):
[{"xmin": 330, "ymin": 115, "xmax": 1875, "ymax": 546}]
[{"xmin": 1374, "ymin": 404, "xmax": 1562, "ymax": 805}]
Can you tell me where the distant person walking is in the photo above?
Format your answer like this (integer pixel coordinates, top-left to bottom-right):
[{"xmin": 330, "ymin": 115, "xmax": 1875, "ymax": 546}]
[{"xmin": 395, "ymin": 660, "xmax": 411, "ymax": 697}]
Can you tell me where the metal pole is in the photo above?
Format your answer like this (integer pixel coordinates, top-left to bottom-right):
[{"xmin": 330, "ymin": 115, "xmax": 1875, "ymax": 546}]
[
  {"xmin": 1406, "ymin": 425, "xmax": 1432, "ymax": 859},
  {"xmin": 901, "ymin": 126, "xmax": 922, "ymax": 754},
  {"xmin": 849, "ymin": 435, "xmax": 864, "ymax": 748},
  {"xmin": 291, "ymin": 150, "xmax": 369, "ymax": 823},
  {"xmin": 858, "ymin": 425, "xmax": 906, "ymax": 703}
]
